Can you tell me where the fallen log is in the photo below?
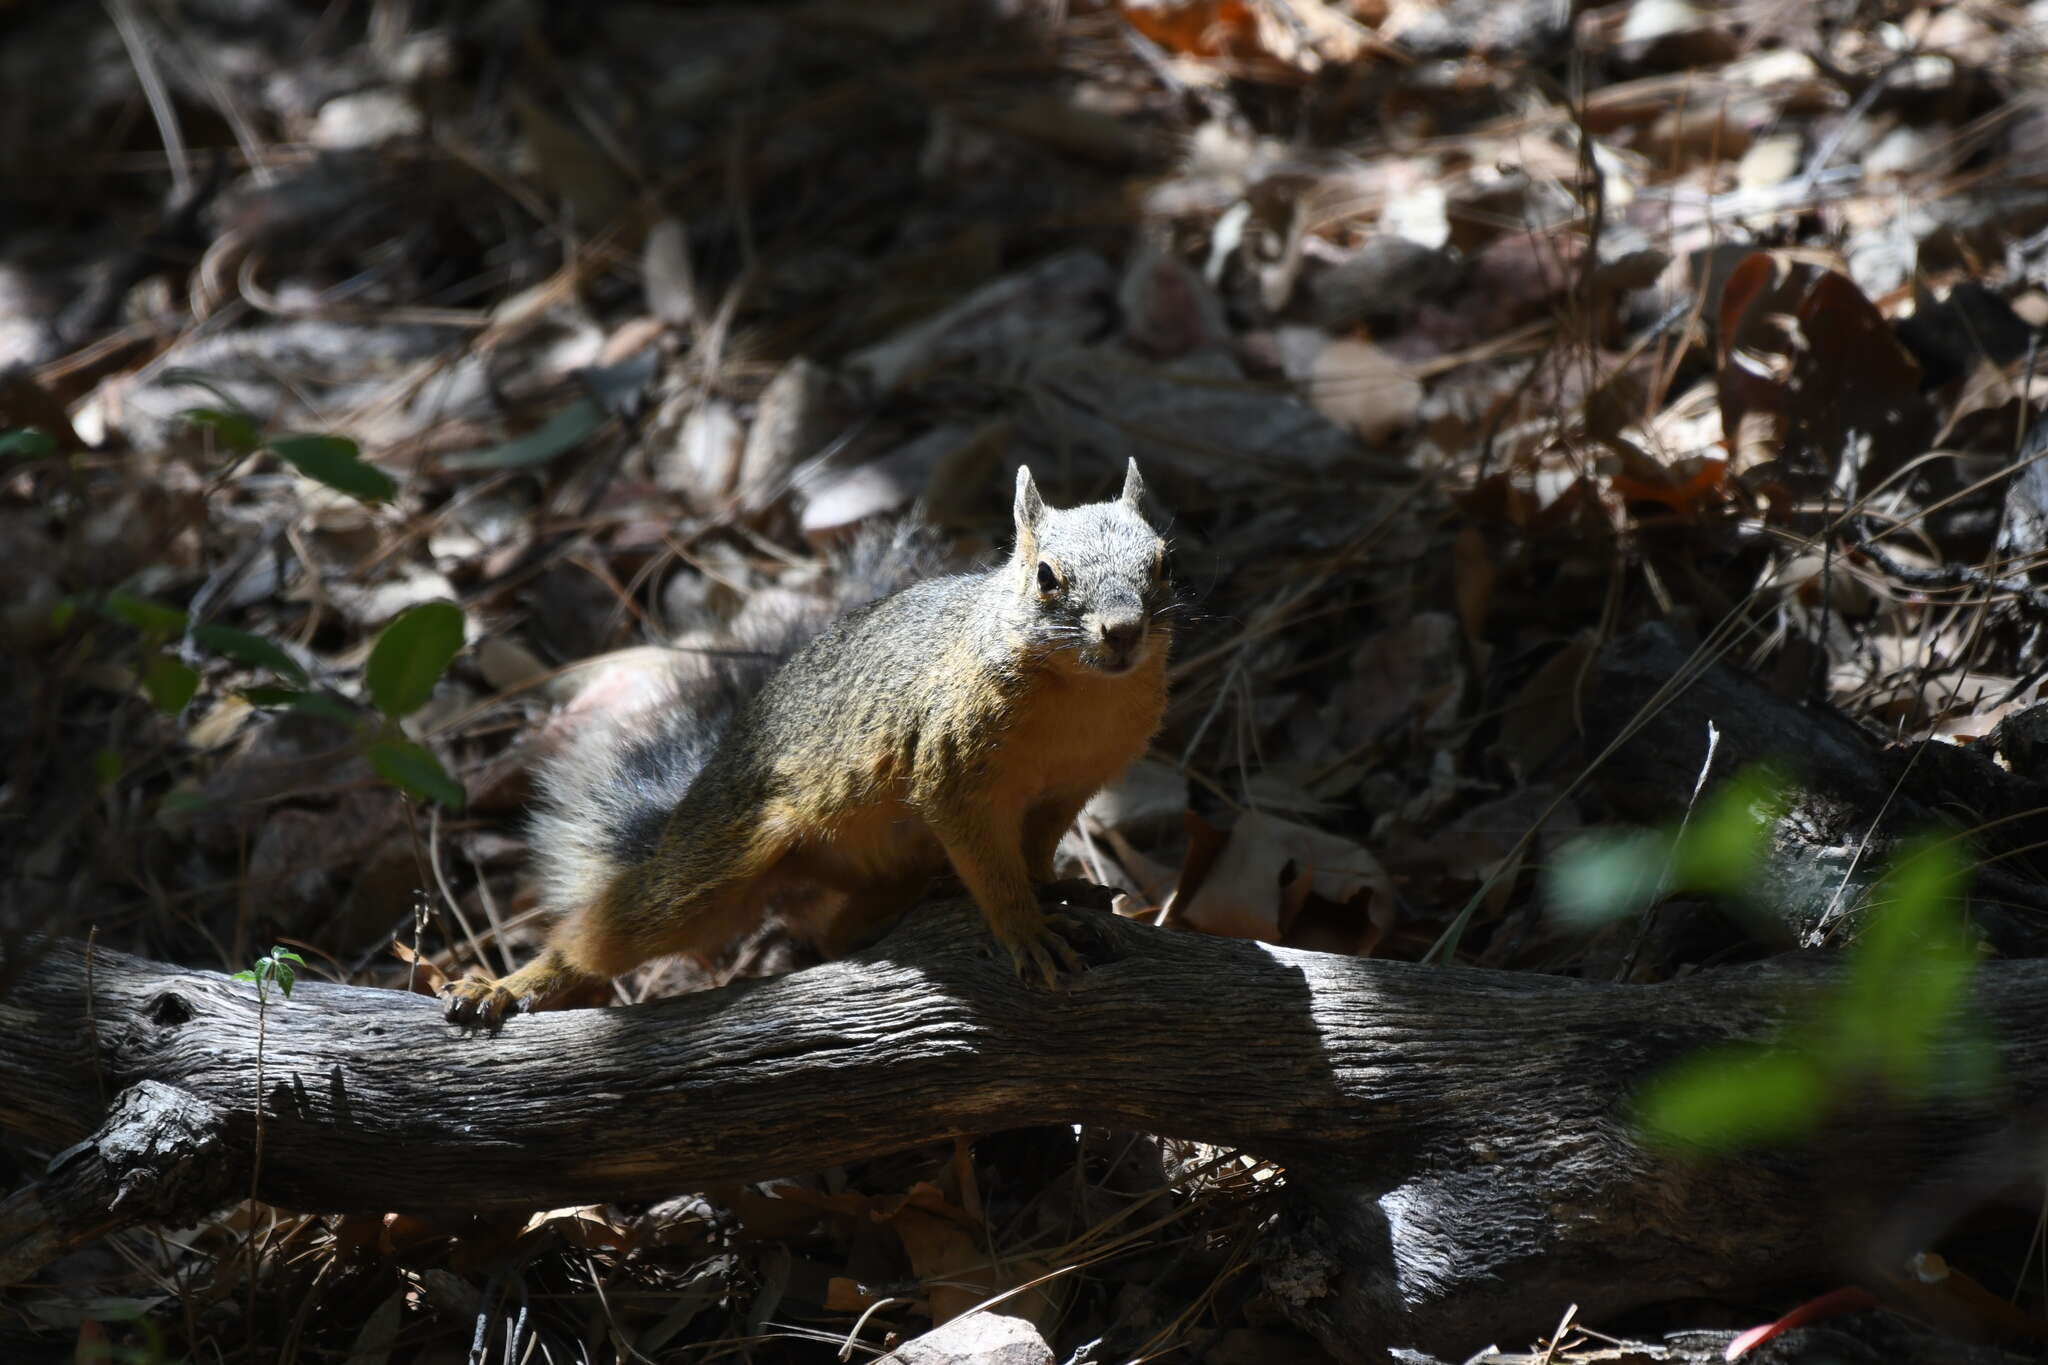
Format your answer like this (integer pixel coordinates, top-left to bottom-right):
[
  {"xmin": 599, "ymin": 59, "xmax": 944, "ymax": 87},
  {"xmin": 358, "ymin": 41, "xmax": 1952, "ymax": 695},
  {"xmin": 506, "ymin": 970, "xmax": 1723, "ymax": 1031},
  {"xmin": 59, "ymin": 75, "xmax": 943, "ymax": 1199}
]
[
  {"xmin": 0, "ymin": 912, "xmax": 2040, "ymax": 1361},
  {"xmin": 1587, "ymin": 621, "xmax": 2048, "ymax": 956}
]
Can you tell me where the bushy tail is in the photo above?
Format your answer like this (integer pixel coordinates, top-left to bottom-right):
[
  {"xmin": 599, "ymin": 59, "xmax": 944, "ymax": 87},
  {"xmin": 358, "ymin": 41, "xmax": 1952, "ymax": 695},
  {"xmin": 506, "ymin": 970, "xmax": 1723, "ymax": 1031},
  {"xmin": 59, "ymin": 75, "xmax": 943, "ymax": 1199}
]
[{"xmin": 527, "ymin": 521, "xmax": 949, "ymax": 915}]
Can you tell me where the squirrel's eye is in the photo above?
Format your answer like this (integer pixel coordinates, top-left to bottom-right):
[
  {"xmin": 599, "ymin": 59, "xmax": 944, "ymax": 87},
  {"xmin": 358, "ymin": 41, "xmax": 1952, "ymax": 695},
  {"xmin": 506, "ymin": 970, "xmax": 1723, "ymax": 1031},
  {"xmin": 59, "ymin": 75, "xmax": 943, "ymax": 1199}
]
[{"xmin": 1036, "ymin": 561, "xmax": 1059, "ymax": 594}]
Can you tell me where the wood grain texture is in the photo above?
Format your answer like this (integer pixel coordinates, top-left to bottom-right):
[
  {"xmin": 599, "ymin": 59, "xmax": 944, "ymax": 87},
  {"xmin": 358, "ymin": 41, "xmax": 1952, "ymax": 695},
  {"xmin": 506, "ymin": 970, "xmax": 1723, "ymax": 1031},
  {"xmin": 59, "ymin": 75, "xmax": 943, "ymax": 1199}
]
[{"xmin": 2, "ymin": 910, "xmax": 2043, "ymax": 1359}]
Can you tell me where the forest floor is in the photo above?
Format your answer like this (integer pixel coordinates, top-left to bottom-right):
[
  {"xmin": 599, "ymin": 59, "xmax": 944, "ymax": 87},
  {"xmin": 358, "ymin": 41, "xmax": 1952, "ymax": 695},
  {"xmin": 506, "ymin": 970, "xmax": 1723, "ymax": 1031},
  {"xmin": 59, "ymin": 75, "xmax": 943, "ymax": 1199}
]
[{"xmin": 5, "ymin": 1, "xmax": 2048, "ymax": 1361}]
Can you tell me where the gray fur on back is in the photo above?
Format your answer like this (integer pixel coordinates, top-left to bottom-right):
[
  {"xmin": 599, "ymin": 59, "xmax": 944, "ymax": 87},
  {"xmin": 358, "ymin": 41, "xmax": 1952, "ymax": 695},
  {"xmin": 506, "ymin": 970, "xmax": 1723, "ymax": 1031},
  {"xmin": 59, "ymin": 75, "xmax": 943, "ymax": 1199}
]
[{"xmin": 526, "ymin": 520, "xmax": 948, "ymax": 915}]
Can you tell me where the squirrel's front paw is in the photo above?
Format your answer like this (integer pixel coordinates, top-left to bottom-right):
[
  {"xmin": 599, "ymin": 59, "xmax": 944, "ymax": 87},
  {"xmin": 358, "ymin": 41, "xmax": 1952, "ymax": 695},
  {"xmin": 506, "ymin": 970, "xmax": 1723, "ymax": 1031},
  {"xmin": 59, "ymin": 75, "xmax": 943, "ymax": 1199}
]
[
  {"xmin": 441, "ymin": 975, "xmax": 519, "ymax": 1028},
  {"xmin": 996, "ymin": 911, "xmax": 1097, "ymax": 989}
]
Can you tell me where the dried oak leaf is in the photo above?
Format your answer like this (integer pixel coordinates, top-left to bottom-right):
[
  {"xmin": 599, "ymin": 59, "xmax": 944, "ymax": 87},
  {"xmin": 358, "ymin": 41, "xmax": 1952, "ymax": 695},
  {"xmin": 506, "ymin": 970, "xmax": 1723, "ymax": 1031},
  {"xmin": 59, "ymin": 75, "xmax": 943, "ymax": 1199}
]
[
  {"xmin": 1716, "ymin": 251, "xmax": 1932, "ymax": 487},
  {"xmin": 1176, "ymin": 810, "xmax": 1396, "ymax": 945}
]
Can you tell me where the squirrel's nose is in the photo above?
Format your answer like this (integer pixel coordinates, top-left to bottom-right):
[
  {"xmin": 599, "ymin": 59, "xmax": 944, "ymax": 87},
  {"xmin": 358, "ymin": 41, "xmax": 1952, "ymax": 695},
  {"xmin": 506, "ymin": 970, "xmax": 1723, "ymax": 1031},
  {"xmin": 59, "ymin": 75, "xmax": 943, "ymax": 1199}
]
[{"xmin": 1100, "ymin": 616, "xmax": 1144, "ymax": 657}]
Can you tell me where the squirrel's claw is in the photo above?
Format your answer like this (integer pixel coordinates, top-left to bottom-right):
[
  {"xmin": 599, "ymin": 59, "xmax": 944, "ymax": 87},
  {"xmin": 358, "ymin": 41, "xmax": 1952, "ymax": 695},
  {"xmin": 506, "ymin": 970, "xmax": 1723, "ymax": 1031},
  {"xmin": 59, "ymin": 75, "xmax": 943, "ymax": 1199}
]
[
  {"xmin": 1000, "ymin": 910, "xmax": 1098, "ymax": 988},
  {"xmin": 1008, "ymin": 935, "xmax": 1075, "ymax": 989},
  {"xmin": 441, "ymin": 976, "xmax": 516, "ymax": 1029}
]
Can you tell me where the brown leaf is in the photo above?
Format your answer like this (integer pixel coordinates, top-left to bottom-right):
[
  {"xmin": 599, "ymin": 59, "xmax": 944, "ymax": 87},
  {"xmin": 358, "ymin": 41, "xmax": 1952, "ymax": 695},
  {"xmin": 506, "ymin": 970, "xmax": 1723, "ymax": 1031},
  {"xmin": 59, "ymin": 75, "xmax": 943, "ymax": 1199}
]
[
  {"xmin": 1178, "ymin": 811, "xmax": 1395, "ymax": 943},
  {"xmin": 884, "ymin": 1184, "xmax": 989, "ymax": 1325},
  {"xmin": 1305, "ymin": 338, "xmax": 1422, "ymax": 446},
  {"xmin": 512, "ymin": 94, "xmax": 634, "ymax": 236},
  {"xmin": 1119, "ymin": 0, "xmax": 1257, "ymax": 57},
  {"xmin": 1336, "ymin": 612, "xmax": 1466, "ymax": 749},
  {"xmin": 1451, "ymin": 526, "xmax": 1494, "ymax": 645},
  {"xmin": 517, "ymin": 1205, "xmax": 636, "ymax": 1253},
  {"xmin": 1494, "ymin": 635, "xmax": 1595, "ymax": 779},
  {"xmin": 1716, "ymin": 251, "xmax": 1932, "ymax": 485},
  {"xmin": 825, "ymin": 1277, "xmax": 883, "ymax": 1312},
  {"xmin": 1161, "ymin": 809, "xmax": 1229, "ymax": 924},
  {"xmin": 389, "ymin": 940, "xmax": 449, "ymax": 997}
]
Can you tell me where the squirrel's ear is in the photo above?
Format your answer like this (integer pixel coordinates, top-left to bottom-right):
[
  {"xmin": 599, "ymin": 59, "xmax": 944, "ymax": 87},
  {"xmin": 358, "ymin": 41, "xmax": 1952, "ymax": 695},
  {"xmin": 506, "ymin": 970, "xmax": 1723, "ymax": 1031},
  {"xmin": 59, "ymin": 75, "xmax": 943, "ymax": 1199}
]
[
  {"xmin": 1014, "ymin": 464, "xmax": 1046, "ymax": 534},
  {"xmin": 1120, "ymin": 458, "xmax": 1145, "ymax": 509}
]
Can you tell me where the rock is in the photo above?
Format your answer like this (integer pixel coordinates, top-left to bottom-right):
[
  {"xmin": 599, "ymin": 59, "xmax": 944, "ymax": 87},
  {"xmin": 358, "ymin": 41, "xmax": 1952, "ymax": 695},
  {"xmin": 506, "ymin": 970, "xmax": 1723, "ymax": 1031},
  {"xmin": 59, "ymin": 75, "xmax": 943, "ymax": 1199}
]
[{"xmin": 878, "ymin": 1310, "xmax": 1053, "ymax": 1365}]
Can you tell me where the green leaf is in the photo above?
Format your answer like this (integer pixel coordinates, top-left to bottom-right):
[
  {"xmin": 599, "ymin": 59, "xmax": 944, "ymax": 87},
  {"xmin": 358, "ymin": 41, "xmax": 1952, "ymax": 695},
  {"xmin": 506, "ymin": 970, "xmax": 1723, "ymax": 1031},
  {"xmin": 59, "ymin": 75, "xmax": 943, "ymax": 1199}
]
[
  {"xmin": 1547, "ymin": 829, "xmax": 1669, "ymax": 930},
  {"xmin": 93, "ymin": 748, "xmax": 123, "ymax": 785},
  {"xmin": 241, "ymin": 686, "xmax": 361, "ymax": 724},
  {"xmin": 48, "ymin": 599, "xmax": 77, "ymax": 633},
  {"xmin": 177, "ymin": 407, "xmax": 261, "ymax": 455},
  {"xmin": 269, "ymin": 434, "xmax": 399, "ymax": 505},
  {"xmin": 1636, "ymin": 1044, "xmax": 1832, "ymax": 1151},
  {"xmin": 364, "ymin": 601, "xmax": 465, "ymax": 718},
  {"xmin": 1669, "ymin": 767, "xmax": 1787, "ymax": 894},
  {"xmin": 236, "ymin": 946, "xmax": 310, "ymax": 1001},
  {"xmin": 192, "ymin": 624, "xmax": 307, "ymax": 683},
  {"xmin": 269, "ymin": 947, "xmax": 304, "ymax": 998},
  {"xmin": 1833, "ymin": 837, "xmax": 1977, "ymax": 1092},
  {"xmin": 442, "ymin": 399, "xmax": 603, "ymax": 470},
  {"xmin": 366, "ymin": 737, "xmax": 466, "ymax": 810},
  {"xmin": 142, "ymin": 653, "xmax": 200, "ymax": 714},
  {"xmin": 105, "ymin": 591, "xmax": 189, "ymax": 639},
  {"xmin": 0, "ymin": 427, "xmax": 56, "ymax": 460}
]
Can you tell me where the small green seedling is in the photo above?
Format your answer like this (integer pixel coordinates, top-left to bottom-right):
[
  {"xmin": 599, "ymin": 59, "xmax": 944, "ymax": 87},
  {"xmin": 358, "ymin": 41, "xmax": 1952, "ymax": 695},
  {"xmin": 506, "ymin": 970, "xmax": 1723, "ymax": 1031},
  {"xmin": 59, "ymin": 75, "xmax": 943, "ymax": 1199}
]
[
  {"xmin": 231, "ymin": 943, "xmax": 307, "ymax": 1311},
  {"xmin": 231, "ymin": 946, "xmax": 307, "ymax": 1004}
]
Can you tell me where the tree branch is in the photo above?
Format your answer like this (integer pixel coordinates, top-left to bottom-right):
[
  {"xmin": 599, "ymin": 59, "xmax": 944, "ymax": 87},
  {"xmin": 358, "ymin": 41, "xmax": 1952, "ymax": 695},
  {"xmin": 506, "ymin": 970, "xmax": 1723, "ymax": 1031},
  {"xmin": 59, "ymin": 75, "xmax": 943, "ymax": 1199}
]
[{"xmin": 1, "ymin": 912, "xmax": 2041, "ymax": 1360}]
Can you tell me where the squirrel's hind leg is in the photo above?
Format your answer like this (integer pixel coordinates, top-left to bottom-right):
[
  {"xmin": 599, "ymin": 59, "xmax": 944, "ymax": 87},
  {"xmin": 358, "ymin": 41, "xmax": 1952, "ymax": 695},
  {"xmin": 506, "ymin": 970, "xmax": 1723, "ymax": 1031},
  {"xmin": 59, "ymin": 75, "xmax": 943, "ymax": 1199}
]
[
  {"xmin": 442, "ymin": 946, "xmax": 609, "ymax": 1027},
  {"xmin": 443, "ymin": 856, "xmax": 778, "ymax": 1027}
]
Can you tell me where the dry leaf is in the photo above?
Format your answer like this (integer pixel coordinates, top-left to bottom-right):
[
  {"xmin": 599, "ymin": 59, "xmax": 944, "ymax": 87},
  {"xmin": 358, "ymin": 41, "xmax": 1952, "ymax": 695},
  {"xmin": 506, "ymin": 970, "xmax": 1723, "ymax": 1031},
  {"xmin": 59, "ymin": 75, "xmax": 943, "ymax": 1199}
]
[
  {"xmin": 516, "ymin": 1205, "xmax": 635, "ymax": 1252},
  {"xmin": 884, "ymin": 1183, "xmax": 990, "ymax": 1325},
  {"xmin": 1451, "ymin": 526, "xmax": 1494, "ymax": 645},
  {"xmin": 186, "ymin": 695, "xmax": 252, "ymax": 750},
  {"xmin": 388, "ymin": 940, "xmax": 449, "ymax": 996},
  {"xmin": 1716, "ymin": 251, "xmax": 1932, "ymax": 485},
  {"xmin": 825, "ymin": 1277, "xmax": 883, "ymax": 1311},
  {"xmin": 1178, "ymin": 810, "xmax": 1395, "ymax": 943},
  {"xmin": 1494, "ymin": 635, "xmax": 1595, "ymax": 779},
  {"xmin": 1337, "ymin": 611, "xmax": 1466, "ymax": 749},
  {"xmin": 1305, "ymin": 337, "xmax": 1422, "ymax": 445},
  {"xmin": 512, "ymin": 94, "xmax": 633, "ymax": 235},
  {"xmin": 642, "ymin": 217, "xmax": 696, "ymax": 327},
  {"xmin": 1118, "ymin": 0, "xmax": 1257, "ymax": 57}
]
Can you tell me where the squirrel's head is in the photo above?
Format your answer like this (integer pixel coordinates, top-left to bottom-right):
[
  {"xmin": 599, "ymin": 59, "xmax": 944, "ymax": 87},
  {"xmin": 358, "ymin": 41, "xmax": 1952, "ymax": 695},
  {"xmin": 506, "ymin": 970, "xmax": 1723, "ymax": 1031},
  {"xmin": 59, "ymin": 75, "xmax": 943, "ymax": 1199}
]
[{"xmin": 1010, "ymin": 459, "xmax": 1171, "ymax": 677}]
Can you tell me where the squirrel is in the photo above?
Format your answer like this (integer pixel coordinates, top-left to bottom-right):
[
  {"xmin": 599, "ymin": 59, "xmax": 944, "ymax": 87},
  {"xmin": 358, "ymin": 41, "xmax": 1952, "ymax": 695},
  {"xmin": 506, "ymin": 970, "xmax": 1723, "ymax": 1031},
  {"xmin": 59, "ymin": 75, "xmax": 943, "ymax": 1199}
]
[{"xmin": 443, "ymin": 459, "xmax": 1173, "ymax": 1026}]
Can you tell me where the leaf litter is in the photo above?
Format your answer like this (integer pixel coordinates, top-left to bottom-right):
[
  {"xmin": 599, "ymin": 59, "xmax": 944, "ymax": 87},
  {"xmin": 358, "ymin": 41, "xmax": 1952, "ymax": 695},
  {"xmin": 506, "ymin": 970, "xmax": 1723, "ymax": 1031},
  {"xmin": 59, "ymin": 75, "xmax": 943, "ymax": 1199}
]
[{"xmin": 6, "ymin": 0, "xmax": 2048, "ymax": 1360}]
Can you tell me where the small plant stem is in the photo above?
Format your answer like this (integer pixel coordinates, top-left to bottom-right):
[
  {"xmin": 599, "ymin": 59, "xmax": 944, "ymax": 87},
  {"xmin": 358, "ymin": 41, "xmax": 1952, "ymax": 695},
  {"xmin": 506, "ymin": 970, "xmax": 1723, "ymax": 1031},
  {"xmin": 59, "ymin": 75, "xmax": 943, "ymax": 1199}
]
[{"xmin": 246, "ymin": 983, "xmax": 267, "ymax": 1338}]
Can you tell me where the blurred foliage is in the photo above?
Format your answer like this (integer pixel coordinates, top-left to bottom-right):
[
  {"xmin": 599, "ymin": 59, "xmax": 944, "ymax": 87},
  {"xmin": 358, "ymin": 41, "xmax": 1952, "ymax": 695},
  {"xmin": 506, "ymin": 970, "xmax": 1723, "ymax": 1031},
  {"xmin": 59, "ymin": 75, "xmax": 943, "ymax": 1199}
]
[{"xmin": 1551, "ymin": 779, "xmax": 1992, "ymax": 1150}]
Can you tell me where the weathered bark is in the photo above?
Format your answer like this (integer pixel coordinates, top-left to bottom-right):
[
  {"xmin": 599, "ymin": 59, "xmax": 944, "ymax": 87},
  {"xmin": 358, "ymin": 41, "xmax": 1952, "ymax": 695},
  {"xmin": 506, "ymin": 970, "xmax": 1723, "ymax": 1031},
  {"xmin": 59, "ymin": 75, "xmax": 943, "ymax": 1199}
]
[
  {"xmin": 0, "ymin": 1080, "xmax": 237, "ymax": 1286},
  {"xmin": 1, "ymin": 916, "xmax": 2042, "ymax": 1362}
]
